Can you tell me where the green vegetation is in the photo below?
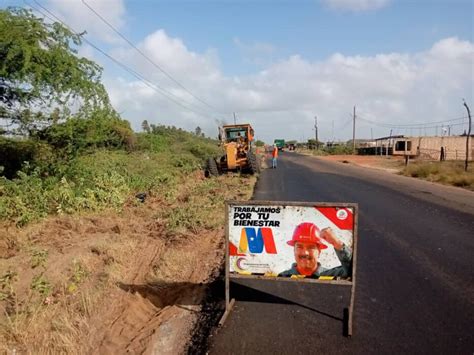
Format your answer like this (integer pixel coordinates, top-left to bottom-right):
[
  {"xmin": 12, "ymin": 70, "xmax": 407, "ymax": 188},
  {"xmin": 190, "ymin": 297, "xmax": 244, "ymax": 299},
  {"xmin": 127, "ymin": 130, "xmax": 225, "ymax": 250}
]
[
  {"xmin": 0, "ymin": 270, "xmax": 17, "ymax": 301},
  {"xmin": 67, "ymin": 260, "xmax": 89, "ymax": 294},
  {"xmin": 160, "ymin": 177, "xmax": 224, "ymax": 233},
  {"xmin": 30, "ymin": 249, "xmax": 48, "ymax": 269},
  {"xmin": 298, "ymin": 144, "xmax": 353, "ymax": 156},
  {"xmin": 402, "ymin": 161, "xmax": 474, "ymax": 190},
  {"xmin": 30, "ymin": 275, "xmax": 52, "ymax": 296},
  {"xmin": 0, "ymin": 7, "xmax": 113, "ymax": 136},
  {"xmin": 323, "ymin": 145, "xmax": 353, "ymax": 155},
  {"xmin": 0, "ymin": 127, "xmax": 222, "ymax": 226}
]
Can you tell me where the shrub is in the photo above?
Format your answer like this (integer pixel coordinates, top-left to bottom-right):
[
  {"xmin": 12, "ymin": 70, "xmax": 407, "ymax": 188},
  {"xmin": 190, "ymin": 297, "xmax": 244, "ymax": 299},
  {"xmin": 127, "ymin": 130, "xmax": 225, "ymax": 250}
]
[
  {"xmin": 450, "ymin": 175, "xmax": 474, "ymax": 188},
  {"xmin": 0, "ymin": 125, "xmax": 224, "ymax": 225},
  {"xmin": 402, "ymin": 161, "xmax": 474, "ymax": 190},
  {"xmin": 0, "ymin": 138, "xmax": 55, "ymax": 179},
  {"xmin": 39, "ymin": 114, "xmax": 134, "ymax": 153},
  {"xmin": 323, "ymin": 145, "xmax": 353, "ymax": 155}
]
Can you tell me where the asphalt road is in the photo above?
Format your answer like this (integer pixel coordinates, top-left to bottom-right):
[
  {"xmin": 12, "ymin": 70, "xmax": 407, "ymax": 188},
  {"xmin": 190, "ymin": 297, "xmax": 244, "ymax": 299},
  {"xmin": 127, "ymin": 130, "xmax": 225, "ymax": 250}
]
[{"xmin": 209, "ymin": 152, "xmax": 474, "ymax": 354}]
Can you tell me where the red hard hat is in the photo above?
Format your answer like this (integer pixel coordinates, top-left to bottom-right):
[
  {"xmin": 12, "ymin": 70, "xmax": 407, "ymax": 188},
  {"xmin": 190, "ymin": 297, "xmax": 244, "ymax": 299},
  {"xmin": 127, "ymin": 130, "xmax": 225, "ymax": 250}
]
[{"xmin": 287, "ymin": 222, "xmax": 328, "ymax": 249}]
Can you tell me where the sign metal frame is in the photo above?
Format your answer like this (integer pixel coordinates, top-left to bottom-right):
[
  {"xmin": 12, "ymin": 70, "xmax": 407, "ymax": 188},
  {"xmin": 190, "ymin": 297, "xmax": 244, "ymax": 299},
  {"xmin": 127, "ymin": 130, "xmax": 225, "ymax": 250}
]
[{"xmin": 220, "ymin": 200, "xmax": 359, "ymax": 336}]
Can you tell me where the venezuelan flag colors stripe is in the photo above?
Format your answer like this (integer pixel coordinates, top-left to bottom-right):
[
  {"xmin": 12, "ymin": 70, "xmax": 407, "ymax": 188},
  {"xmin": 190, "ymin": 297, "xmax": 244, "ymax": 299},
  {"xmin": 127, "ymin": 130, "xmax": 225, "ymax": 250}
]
[
  {"xmin": 315, "ymin": 207, "xmax": 353, "ymax": 230},
  {"xmin": 236, "ymin": 227, "xmax": 277, "ymax": 254}
]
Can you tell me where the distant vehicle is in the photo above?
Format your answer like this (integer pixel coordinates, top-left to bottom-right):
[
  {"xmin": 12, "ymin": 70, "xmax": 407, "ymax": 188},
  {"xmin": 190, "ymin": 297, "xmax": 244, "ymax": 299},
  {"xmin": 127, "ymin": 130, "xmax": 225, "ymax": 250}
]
[
  {"xmin": 205, "ymin": 124, "xmax": 259, "ymax": 176},
  {"xmin": 274, "ymin": 139, "xmax": 285, "ymax": 151},
  {"xmin": 287, "ymin": 143, "xmax": 296, "ymax": 151}
]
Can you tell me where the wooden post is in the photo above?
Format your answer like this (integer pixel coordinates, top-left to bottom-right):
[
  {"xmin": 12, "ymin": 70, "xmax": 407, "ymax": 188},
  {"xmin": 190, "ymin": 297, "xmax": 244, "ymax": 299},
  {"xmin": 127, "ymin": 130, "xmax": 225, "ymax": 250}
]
[
  {"xmin": 463, "ymin": 101, "xmax": 471, "ymax": 172},
  {"xmin": 348, "ymin": 206, "xmax": 359, "ymax": 337},
  {"xmin": 225, "ymin": 242, "xmax": 230, "ymax": 309},
  {"xmin": 220, "ymin": 202, "xmax": 235, "ymax": 327},
  {"xmin": 225, "ymin": 203, "xmax": 230, "ymax": 309},
  {"xmin": 314, "ymin": 116, "xmax": 318, "ymax": 150},
  {"xmin": 352, "ymin": 106, "xmax": 356, "ymax": 154}
]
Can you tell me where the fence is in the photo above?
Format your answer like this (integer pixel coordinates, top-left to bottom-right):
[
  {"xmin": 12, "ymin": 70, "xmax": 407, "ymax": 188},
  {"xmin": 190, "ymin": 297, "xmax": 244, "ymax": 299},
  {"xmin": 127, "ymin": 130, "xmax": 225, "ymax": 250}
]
[{"xmin": 416, "ymin": 148, "xmax": 469, "ymax": 161}]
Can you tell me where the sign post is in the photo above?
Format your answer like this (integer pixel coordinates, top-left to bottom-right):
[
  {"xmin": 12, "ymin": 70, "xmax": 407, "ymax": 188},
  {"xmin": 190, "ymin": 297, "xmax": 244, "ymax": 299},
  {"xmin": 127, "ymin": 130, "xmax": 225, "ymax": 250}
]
[{"xmin": 220, "ymin": 200, "xmax": 359, "ymax": 336}]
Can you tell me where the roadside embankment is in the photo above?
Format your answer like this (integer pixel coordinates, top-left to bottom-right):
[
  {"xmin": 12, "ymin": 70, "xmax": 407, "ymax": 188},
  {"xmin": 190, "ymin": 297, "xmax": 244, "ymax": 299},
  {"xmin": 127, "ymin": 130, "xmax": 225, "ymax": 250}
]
[{"xmin": 0, "ymin": 129, "xmax": 260, "ymax": 353}]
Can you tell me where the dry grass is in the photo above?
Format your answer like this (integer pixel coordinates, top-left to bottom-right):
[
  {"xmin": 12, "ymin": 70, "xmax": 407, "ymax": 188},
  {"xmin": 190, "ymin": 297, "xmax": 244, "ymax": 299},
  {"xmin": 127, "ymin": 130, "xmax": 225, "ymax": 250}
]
[
  {"xmin": 0, "ymin": 171, "xmax": 256, "ymax": 353},
  {"xmin": 402, "ymin": 160, "xmax": 474, "ymax": 190}
]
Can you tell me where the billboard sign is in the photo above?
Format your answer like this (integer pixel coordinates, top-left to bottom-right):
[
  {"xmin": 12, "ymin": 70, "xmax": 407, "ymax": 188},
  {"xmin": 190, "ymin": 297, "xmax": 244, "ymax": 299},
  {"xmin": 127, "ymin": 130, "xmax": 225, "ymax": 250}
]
[{"xmin": 227, "ymin": 201, "xmax": 358, "ymax": 282}]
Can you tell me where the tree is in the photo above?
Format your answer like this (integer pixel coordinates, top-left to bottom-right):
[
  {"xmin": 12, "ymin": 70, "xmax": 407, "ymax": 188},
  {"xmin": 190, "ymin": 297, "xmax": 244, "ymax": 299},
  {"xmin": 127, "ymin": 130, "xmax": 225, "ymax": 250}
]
[
  {"xmin": 195, "ymin": 126, "xmax": 202, "ymax": 136},
  {"xmin": 307, "ymin": 139, "xmax": 323, "ymax": 150},
  {"xmin": 40, "ymin": 113, "xmax": 135, "ymax": 153},
  {"xmin": 307, "ymin": 139, "xmax": 317, "ymax": 149},
  {"xmin": 142, "ymin": 120, "xmax": 150, "ymax": 133},
  {"xmin": 255, "ymin": 140, "xmax": 265, "ymax": 147},
  {"xmin": 0, "ymin": 8, "xmax": 114, "ymax": 135}
]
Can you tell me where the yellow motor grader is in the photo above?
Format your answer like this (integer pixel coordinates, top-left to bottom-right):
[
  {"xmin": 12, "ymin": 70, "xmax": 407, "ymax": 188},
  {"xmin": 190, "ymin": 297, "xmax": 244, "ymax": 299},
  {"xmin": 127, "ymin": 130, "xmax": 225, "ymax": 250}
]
[{"xmin": 206, "ymin": 124, "xmax": 260, "ymax": 176}]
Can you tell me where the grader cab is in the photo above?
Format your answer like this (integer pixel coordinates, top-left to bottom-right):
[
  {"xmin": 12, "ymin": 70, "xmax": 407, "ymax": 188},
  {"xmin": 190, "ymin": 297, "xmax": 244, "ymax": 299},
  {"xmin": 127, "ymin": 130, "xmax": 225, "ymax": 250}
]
[{"xmin": 206, "ymin": 124, "xmax": 259, "ymax": 176}]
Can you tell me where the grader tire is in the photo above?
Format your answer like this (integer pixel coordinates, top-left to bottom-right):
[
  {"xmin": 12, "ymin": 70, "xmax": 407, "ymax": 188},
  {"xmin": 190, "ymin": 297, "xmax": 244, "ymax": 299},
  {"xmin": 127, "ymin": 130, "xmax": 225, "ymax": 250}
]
[
  {"xmin": 247, "ymin": 151, "xmax": 259, "ymax": 174},
  {"xmin": 206, "ymin": 158, "xmax": 219, "ymax": 177}
]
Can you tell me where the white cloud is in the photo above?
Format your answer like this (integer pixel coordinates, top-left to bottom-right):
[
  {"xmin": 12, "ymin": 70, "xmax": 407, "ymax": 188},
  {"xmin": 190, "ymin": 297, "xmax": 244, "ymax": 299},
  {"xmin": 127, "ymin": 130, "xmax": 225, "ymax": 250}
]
[
  {"xmin": 322, "ymin": 0, "xmax": 391, "ymax": 12},
  {"xmin": 100, "ymin": 31, "xmax": 473, "ymax": 143},
  {"xmin": 46, "ymin": 0, "xmax": 126, "ymax": 43},
  {"xmin": 233, "ymin": 37, "xmax": 276, "ymax": 66}
]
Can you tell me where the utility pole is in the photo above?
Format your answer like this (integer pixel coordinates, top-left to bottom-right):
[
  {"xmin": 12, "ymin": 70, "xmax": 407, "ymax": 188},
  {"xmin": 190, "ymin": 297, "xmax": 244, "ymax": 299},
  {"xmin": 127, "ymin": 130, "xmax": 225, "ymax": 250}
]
[
  {"xmin": 314, "ymin": 116, "xmax": 318, "ymax": 149},
  {"xmin": 387, "ymin": 129, "xmax": 392, "ymax": 157},
  {"xmin": 233, "ymin": 112, "xmax": 237, "ymax": 125},
  {"xmin": 463, "ymin": 100, "xmax": 472, "ymax": 172},
  {"xmin": 352, "ymin": 106, "xmax": 356, "ymax": 154},
  {"xmin": 332, "ymin": 120, "xmax": 334, "ymax": 141}
]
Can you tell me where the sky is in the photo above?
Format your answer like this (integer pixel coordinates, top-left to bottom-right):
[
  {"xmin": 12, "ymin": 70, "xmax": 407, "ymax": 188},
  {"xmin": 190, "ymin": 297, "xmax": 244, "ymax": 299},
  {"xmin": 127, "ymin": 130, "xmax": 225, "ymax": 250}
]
[{"xmin": 2, "ymin": 0, "xmax": 474, "ymax": 143}]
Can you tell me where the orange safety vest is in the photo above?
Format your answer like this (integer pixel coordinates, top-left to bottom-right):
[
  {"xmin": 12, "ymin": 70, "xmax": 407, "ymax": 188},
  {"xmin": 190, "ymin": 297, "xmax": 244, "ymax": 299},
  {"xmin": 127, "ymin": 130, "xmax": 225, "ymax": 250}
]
[{"xmin": 272, "ymin": 147, "xmax": 278, "ymax": 158}]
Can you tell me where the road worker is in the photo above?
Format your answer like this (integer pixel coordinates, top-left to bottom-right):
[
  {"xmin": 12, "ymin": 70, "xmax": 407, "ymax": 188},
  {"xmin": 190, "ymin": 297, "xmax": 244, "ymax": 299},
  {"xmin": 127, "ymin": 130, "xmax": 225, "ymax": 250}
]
[{"xmin": 272, "ymin": 144, "xmax": 278, "ymax": 168}]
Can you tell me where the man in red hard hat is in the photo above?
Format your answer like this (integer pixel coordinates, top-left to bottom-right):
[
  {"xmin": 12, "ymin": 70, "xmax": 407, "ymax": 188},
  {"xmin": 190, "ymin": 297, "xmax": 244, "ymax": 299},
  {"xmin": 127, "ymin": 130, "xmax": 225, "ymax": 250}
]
[{"xmin": 278, "ymin": 222, "xmax": 352, "ymax": 278}]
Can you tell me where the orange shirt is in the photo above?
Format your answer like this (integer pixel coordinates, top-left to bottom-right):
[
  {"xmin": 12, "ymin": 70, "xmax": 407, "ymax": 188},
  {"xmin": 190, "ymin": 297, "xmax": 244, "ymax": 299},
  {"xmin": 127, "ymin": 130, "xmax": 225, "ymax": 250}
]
[{"xmin": 272, "ymin": 147, "xmax": 278, "ymax": 157}]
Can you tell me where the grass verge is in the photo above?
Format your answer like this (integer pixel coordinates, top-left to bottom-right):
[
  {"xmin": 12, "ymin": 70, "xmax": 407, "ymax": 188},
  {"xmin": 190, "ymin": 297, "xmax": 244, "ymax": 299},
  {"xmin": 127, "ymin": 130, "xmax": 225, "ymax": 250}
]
[
  {"xmin": 401, "ymin": 160, "xmax": 474, "ymax": 190},
  {"xmin": 0, "ymin": 171, "xmax": 256, "ymax": 353}
]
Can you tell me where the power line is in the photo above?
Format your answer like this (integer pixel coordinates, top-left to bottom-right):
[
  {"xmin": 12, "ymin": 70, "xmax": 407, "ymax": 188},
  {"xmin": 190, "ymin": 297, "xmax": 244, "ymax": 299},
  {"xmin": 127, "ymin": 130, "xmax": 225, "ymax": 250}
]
[
  {"xmin": 335, "ymin": 115, "xmax": 354, "ymax": 131},
  {"xmin": 361, "ymin": 118, "xmax": 469, "ymax": 130},
  {"xmin": 30, "ymin": 0, "xmax": 213, "ymax": 116},
  {"xmin": 28, "ymin": 0, "xmax": 223, "ymax": 121},
  {"xmin": 234, "ymin": 108, "xmax": 307, "ymax": 114},
  {"xmin": 352, "ymin": 106, "xmax": 356, "ymax": 153},
  {"xmin": 81, "ymin": 0, "xmax": 224, "ymax": 115},
  {"xmin": 357, "ymin": 115, "xmax": 467, "ymax": 127},
  {"xmin": 358, "ymin": 118, "xmax": 468, "ymax": 132},
  {"xmin": 356, "ymin": 114, "xmax": 468, "ymax": 129}
]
